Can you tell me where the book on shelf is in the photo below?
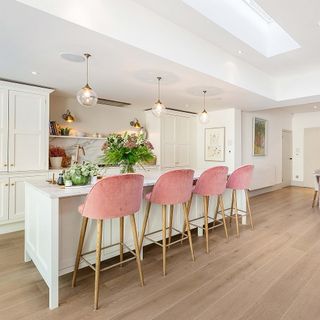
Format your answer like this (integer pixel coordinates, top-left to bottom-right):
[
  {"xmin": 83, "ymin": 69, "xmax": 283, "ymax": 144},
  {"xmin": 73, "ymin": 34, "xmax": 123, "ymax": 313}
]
[{"xmin": 49, "ymin": 121, "xmax": 60, "ymax": 136}]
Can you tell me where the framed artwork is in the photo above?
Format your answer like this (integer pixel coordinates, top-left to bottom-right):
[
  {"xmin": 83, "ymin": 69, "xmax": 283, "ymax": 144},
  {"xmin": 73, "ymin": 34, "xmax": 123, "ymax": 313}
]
[
  {"xmin": 253, "ymin": 117, "xmax": 267, "ymax": 156},
  {"xmin": 204, "ymin": 127, "xmax": 225, "ymax": 161}
]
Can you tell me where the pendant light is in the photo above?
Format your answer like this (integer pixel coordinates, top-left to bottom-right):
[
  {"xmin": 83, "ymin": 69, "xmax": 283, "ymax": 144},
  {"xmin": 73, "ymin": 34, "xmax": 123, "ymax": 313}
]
[
  {"xmin": 76, "ymin": 53, "xmax": 98, "ymax": 107},
  {"xmin": 199, "ymin": 90, "xmax": 209, "ymax": 124},
  {"xmin": 152, "ymin": 76, "xmax": 165, "ymax": 117}
]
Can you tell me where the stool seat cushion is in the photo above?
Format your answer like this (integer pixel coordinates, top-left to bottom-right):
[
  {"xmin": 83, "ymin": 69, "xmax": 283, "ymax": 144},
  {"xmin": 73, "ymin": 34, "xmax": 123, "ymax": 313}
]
[
  {"xmin": 145, "ymin": 192, "xmax": 152, "ymax": 201},
  {"xmin": 78, "ymin": 203, "xmax": 84, "ymax": 214}
]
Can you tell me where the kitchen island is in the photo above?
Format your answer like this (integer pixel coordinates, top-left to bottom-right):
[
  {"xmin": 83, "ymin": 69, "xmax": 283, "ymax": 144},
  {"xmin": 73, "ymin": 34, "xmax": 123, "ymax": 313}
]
[{"xmin": 24, "ymin": 168, "xmax": 246, "ymax": 309}]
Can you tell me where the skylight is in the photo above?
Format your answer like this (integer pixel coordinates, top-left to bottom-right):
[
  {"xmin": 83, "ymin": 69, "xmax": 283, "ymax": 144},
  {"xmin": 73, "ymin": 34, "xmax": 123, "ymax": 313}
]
[{"xmin": 182, "ymin": 0, "xmax": 300, "ymax": 57}]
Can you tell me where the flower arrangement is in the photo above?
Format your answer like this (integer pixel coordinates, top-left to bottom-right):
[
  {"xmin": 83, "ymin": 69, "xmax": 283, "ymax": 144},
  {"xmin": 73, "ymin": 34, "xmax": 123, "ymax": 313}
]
[
  {"xmin": 49, "ymin": 146, "xmax": 66, "ymax": 157},
  {"xmin": 49, "ymin": 146, "xmax": 66, "ymax": 169},
  {"xmin": 64, "ymin": 161, "xmax": 99, "ymax": 186},
  {"xmin": 101, "ymin": 132, "xmax": 155, "ymax": 173}
]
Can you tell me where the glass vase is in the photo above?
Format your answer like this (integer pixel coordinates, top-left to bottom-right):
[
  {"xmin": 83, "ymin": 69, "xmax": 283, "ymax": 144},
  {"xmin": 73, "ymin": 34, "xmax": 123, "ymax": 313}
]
[{"xmin": 120, "ymin": 163, "xmax": 135, "ymax": 174}]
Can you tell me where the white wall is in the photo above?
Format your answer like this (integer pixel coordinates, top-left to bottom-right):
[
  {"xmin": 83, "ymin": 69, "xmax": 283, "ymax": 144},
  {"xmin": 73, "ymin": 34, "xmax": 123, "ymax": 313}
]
[
  {"xmin": 196, "ymin": 108, "xmax": 241, "ymax": 172},
  {"xmin": 50, "ymin": 95, "xmax": 145, "ymax": 136},
  {"xmin": 292, "ymin": 111, "xmax": 320, "ymax": 184},
  {"xmin": 242, "ymin": 110, "xmax": 292, "ymax": 189}
]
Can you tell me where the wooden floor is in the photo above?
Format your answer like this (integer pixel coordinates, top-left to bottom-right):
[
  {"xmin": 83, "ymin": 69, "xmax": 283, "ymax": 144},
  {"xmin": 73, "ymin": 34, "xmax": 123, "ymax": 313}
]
[{"xmin": 1, "ymin": 187, "xmax": 320, "ymax": 320}]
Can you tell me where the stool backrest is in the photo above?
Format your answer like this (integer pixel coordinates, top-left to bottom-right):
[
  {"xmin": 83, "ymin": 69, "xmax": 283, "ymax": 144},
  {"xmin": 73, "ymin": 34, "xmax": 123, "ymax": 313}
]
[
  {"xmin": 81, "ymin": 174, "xmax": 144, "ymax": 219},
  {"xmin": 227, "ymin": 165, "xmax": 254, "ymax": 190},
  {"xmin": 150, "ymin": 169, "xmax": 194, "ymax": 205},
  {"xmin": 194, "ymin": 166, "xmax": 228, "ymax": 196}
]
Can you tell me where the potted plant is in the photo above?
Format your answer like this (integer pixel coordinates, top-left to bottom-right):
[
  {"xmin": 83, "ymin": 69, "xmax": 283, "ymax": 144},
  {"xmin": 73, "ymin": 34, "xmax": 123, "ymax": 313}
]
[
  {"xmin": 101, "ymin": 132, "xmax": 155, "ymax": 173},
  {"xmin": 49, "ymin": 146, "xmax": 66, "ymax": 169},
  {"xmin": 64, "ymin": 161, "xmax": 99, "ymax": 186}
]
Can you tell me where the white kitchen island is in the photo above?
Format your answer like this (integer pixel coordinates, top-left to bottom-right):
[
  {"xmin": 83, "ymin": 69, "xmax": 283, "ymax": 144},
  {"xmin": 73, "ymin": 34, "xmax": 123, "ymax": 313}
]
[{"xmin": 24, "ymin": 168, "xmax": 246, "ymax": 309}]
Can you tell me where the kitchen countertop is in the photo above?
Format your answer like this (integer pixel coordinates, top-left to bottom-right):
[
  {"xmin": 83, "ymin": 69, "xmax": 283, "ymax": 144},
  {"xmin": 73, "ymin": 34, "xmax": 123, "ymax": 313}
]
[{"xmin": 26, "ymin": 169, "xmax": 203, "ymax": 199}]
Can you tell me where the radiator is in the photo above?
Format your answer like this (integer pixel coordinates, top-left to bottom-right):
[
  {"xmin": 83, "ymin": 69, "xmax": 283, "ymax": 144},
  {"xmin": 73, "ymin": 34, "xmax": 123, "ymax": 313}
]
[{"xmin": 250, "ymin": 166, "xmax": 277, "ymax": 191}]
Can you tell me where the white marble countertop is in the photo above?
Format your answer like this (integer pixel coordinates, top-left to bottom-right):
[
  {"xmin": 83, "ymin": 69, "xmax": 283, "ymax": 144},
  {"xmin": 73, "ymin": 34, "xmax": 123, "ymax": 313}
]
[{"xmin": 26, "ymin": 168, "xmax": 203, "ymax": 199}]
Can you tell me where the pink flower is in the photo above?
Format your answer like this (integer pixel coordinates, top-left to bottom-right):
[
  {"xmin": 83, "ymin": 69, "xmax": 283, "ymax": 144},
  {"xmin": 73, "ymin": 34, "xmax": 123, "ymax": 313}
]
[{"xmin": 145, "ymin": 141, "xmax": 154, "ymax": 150}]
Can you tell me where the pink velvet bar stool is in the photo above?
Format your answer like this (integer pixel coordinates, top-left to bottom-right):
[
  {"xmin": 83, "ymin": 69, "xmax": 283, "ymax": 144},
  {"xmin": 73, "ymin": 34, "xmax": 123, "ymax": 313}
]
[
  {"xmin": 185, "ymin": 166, "xmax": 229, "ymax": 253},
  {"xmin": 72, "ymin": 174, "xmax": 144, "ymax": 310},
  {"xmin": 139, "ymin": 169, "xmax": 195, "ymax": 276},
  {"xmin": 227, "ymin": 165, "xmax": 254, "ymax": 237}
]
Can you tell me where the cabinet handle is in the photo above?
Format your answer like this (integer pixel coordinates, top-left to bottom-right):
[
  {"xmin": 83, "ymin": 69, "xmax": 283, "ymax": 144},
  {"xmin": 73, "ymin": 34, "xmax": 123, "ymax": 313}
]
[
  {"xmin": 10, "ymin": 164, "xmax": 14, "ymax": 167},
  {"xmin": 11, "ymin": 183, "xmax": 14, "ymax": 186},
  {"xmin": 5, "ymin": 184, "xmax": 8, "ymax": 187},
  {"xmin": 3, "ymin": 164, "xmax": 7, "ymax": 167}
]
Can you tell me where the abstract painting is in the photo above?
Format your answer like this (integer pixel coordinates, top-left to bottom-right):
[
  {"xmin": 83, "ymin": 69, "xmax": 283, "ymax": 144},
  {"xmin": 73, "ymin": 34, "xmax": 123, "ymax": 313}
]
[
  {"xmin": 253, "ymin": 117, "xmax": 267, "ymax": 156},
  {"xmin": 205, "ymin": 127, "xmax": 225, "ymax": 161}
]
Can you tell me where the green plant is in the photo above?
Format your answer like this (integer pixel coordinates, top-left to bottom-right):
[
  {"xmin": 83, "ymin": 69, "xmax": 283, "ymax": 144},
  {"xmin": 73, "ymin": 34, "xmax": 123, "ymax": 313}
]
[
  {"xmin": 64, "ymin": 161, "xmax": 99, "ymax": 185},
  {"xmin": 101, "ymin": 132, "xmax": 155, "ymax": 173}
]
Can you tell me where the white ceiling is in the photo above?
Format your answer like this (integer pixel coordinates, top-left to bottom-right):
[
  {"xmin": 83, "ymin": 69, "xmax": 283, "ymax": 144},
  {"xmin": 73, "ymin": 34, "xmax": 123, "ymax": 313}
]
[
  {"xmin": 135, "ymin": 0, "xmax": 320, "ymax": 77},
  {"xmin": 3, "ymin": 0, "xmax": 320, "ymax": 113}
]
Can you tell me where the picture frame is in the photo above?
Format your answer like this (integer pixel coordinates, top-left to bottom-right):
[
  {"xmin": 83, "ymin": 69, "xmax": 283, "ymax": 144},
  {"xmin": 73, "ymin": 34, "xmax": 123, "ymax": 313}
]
[
  {"xmin": 204, "ymin": 127, "xmax": 225, "ymax": 162},
  {"xmin": 253, "ymin": 117, "xmax": 267, "ymax": 156}
]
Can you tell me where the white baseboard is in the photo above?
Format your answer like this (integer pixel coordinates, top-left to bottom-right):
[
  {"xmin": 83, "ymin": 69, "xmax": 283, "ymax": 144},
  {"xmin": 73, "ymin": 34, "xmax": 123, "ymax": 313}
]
[
  {"xmin": 0, "ymin": 221, "xmax": 24, "ymax": 235},
  {"xmin": 249, "ymin": 183, "xmax": 286, "ymax": 197}
]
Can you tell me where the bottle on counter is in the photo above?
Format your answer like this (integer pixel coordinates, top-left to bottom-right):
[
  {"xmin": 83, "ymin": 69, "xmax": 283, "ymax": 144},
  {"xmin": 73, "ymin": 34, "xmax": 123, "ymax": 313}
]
[{"xmin": 57, "ymin": 173, "xmax": 64, "ymax": 186}]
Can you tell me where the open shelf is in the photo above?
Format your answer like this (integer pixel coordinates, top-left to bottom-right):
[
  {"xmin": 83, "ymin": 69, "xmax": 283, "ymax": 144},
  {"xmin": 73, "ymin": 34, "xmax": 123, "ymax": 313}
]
[{"xmin": 49, "ymin": 135, "xmax": 105, "ymax": 141}]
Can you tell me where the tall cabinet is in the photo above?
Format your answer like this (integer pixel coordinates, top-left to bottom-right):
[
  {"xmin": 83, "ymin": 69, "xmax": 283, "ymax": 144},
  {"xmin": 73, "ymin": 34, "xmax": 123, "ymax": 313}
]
[
  {"xmin": 0, "ymin": 81, "xmax": 53, "ymax": 234},
  {"xmin": 146, "ymin": 110, "xmax": 197, "ymax": 168}
]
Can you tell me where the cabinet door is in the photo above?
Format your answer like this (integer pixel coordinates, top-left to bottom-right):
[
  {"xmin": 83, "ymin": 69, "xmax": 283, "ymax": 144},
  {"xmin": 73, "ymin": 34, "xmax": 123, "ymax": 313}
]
[
  {"xmin": 8, "ymin": 91, "xmax": 48, "ymax": 171},
  {"xmin": 161, "ymin": 114, "xmax": 176, "ymax": 168},
  {"xmin": 175, "ymin": 116, "xmax": 190, "ymax": 167},
  {"xmin": 0, "ymin": 178, "xmax": 9, "ymax": 222},
  {"xmin": 9, "ymin": 175, "xmax": 47, "ymax": 221},
  {"xmin": 0, "ymin": 88, "xmax": 8, "ymax": 172}
]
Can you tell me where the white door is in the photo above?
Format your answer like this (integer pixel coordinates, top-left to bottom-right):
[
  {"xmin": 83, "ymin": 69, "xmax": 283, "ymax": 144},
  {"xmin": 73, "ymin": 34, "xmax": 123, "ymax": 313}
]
[
  {"xmin": 175, "ymin": 116, "xmax": 190, "ymax": 167},
  {"xmin": 8, "ymin": 91, "xmax": 48, "ymax": 172},
  {"xmin": 0, "ymin": 178, "xmax": 9, "ymax": 222},
  {"xmin": 9, "ymin": 174, "xmax": 47, "ymax": 221},
  {"xmin": 303, "ymin": 128, "xmax": 320, "ymax": 188},
  {"xmin": 161, "ymin": 114, "xmax": 175, "ymax": 168},
  {"xmin": 282, "ymin": 130, "xmax": 292, "ymax": 187},
  {"xmin": 0, "ymin": 88, "xmax": 8, "ymax": 172}
]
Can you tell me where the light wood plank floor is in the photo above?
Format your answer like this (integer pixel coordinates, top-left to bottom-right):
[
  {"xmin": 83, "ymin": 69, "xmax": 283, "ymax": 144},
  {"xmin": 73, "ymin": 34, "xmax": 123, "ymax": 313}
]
[{"xmin": 1, "ymin": 187, "xmax": 320, "ymax": 320}]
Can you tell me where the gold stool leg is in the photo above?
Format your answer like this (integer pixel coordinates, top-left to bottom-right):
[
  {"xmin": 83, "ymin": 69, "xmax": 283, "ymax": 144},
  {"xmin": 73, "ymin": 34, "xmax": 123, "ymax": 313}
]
[
  {"xmin": 312, "ymin": 190, "xmax": 318, "ymax": 208},
  {"xmin": 139, "ymin": 201, "xmax": 151, "ymax": 251},
  {"xmin": 120, "ymin": 217, "xmax": 124, "ymax": 266},
  {"xmin": 168, "ymin": 205, "xmax": 174, "ymax": 247},
  {"xmin": 203, "ymin": 196, "xmax": 209, "ymax": 254},
  {"xmin": 72, "ymin": 216, "xmax": 88, "ymax": 288},
  {"xmin": 233, "ymin": 190, "xmax": 240, "ymax": 237},
  {"xmin": 245, "ymin": 190, "xmax": 254, "ymax": 230},
  {"xmin": 219, "ymin": 195, "xmax": 229, "ymax": 240},
  {"xmin": 94, "ymin": 219, "xmax": 103, "ymax": 310},
  {"xmin": 230, "ymin": 190, "xmax": 234, "ymax": 225},
  {"xmin": 181, "ymin": 194, "xmax": 193, "ymax": 243},
  {"xmin": 130, "ymin": 214, "xmax": 144, "ymax": 287},
  {"xmin": 183, "ymin": 202, "xmax": 195, "ymax": 261},
  {"xmin": 162, "ymin": 205, "xmax": 167, "ymax": 276},
  {"xmin": 213, "ymin": 196, "xmax": 220, "ymax": 226}
]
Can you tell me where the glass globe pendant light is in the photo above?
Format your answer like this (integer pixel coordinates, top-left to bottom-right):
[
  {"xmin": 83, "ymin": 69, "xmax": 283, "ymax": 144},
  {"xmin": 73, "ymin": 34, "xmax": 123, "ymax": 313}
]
[
  {"xmin": 199, "ymin": 90, "xmax": 209, "ymax": 124},
  {"xmin": 76, "ymin": 53, "xmax": 98, "ymax": 107},
  {"xmin": 152, "ymin": 76, "xmax": 166, "ymax": 117}
]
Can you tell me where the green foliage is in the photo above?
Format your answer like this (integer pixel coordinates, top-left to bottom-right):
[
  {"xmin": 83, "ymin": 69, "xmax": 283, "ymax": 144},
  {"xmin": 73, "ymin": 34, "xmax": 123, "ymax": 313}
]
[
  {"xmin": 101, "ymin": 132, "xmax": 155, "ymax": 170},
  {"xmin": 64, "ymin": 161, "xmax": 99, "ymax": 180}
]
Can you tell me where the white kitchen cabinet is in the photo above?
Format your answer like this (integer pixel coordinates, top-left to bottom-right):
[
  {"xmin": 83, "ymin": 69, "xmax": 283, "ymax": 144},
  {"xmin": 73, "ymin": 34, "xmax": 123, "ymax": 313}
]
[
  {"xmin": 0, "ymin": 81, "xmax": 53, "ymax": 234},
  {"xmin": 0, "ymin": 88, "xmax": 8, "ymax": 172},
  {"xmin": 0, "ymin": 178, "xmax": 9, "ymax": 222},
  {"xmin": 8, "ymin": 90, "xmax": 48, "ymax": 172},
  {"xmin": 146, "ymin": 110, "xmax": 196, "ymax": 169},
  {"xmin": 9, "ymin": 175, "xmax": 47, "ymax": 221}
]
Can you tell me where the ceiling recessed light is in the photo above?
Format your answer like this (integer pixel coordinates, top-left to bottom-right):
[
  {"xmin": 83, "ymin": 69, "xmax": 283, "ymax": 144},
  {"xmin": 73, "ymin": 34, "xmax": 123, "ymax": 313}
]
[
  {"xmin": 60, "ymin": 52, "xmax": 85, "ymax": 62},
  {"xmin": 238, "ymin": 50, "xmax": 243, "ymax": 54},
  {"xmin": 31, "ymin": 71, "xmax": 38, "ymax": 75},
  {"xmin": 313, "ymin": 105, "xmax": 318, "ymax": 109}
]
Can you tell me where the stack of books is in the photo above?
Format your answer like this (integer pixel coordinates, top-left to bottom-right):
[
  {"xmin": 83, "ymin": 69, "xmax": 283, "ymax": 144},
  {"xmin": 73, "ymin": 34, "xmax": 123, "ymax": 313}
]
[{"xmin": 49, "ymin": 121, "xmax": 60, "ymax": 135}]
